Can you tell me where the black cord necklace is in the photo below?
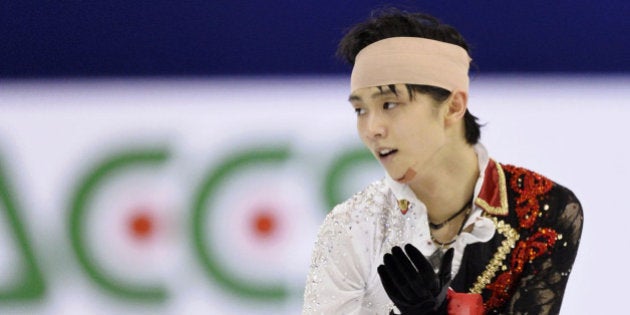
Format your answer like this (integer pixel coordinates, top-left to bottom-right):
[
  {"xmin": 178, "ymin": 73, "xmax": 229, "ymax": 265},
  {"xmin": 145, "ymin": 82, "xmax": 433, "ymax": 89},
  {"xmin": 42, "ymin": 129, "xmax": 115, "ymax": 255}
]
[
  {"xmin": 429, "ymin": 200, "xmax": 471, "ymax": 230},
  {"xmin": 428, "ymin": 199, "xmax": 474, "ymax": 269},
  {"xmin": 430, "ymin": 207, "xmax": 472, "ymax": 247}
]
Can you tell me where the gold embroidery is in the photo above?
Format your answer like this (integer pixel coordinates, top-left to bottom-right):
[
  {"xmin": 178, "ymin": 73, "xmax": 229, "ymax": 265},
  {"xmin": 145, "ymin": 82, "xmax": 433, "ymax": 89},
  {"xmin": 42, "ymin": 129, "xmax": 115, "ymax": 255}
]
[
  {"xmin": 470, "ymin": 217, "xmax": 520, "ymax": 294},
  {"xmin": 475, "ymin": 161, "xmax": 509, "ymax": 216}
]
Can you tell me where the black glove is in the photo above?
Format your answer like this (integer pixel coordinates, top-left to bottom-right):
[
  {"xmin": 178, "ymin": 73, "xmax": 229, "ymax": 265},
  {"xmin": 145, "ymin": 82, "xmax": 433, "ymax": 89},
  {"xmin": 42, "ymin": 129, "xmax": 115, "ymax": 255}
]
[{"xmin": 377, "ymin": 244, "xmax": 454, "ymax": 315}]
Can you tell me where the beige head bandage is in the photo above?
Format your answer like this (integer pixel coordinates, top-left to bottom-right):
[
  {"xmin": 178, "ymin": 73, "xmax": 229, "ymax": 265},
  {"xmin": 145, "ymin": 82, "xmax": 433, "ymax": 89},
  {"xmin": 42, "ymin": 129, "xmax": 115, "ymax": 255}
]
[{"xmin": 350, "ymin": 37, "xmax": 471, "ymax": 93}]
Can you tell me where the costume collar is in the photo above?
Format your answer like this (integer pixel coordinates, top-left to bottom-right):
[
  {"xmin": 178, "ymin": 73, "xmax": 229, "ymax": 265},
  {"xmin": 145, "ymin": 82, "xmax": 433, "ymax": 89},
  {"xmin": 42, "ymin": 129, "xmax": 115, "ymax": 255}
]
[{"xmin": 474, "ymin": 159, "xmax": 509, "ymax": 216}]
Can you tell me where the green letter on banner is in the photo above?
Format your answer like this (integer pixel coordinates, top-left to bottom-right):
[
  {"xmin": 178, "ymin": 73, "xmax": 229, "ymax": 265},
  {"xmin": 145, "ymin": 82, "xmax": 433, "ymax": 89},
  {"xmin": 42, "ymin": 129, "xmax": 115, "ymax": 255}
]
[
  {"xmin": 192, "ymin": 147, "xmax": 290, "ymax": 301},
  {"xmin": 0, "ymin": 157, "xmax": 46, "ymax": 301},
  {"xmin": 69, "ymin": 148, "xmax": 169, "ymax": 301}
]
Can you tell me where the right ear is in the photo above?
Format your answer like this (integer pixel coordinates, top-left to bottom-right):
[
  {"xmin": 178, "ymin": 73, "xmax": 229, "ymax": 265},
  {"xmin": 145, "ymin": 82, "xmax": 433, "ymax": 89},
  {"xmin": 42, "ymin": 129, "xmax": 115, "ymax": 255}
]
[{"xmin": 444, "ymin": 90, "xmax": 468, "ymax": 127}]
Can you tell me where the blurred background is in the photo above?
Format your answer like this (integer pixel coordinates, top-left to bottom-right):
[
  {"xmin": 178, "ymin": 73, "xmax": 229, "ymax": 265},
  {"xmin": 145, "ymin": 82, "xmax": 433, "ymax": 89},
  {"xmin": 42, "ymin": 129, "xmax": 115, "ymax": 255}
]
[{"xmin": 0, "ymin": 1, "xmax": 628, "ymax": 314}]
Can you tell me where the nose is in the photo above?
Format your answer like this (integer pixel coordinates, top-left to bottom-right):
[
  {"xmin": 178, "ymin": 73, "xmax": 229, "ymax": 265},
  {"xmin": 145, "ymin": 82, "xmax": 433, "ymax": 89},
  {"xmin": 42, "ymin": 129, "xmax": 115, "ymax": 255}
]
[{"xmin": 364, "ymin": 112, "xmax": 387, "ymax": 139}]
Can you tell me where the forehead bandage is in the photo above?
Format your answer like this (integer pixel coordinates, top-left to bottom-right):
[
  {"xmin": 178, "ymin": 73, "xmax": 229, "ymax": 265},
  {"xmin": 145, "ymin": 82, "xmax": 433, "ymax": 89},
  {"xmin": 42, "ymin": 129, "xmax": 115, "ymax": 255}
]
[{"xmin": 350, "ymin": 37, "xmax": 471, "ymax": 93}]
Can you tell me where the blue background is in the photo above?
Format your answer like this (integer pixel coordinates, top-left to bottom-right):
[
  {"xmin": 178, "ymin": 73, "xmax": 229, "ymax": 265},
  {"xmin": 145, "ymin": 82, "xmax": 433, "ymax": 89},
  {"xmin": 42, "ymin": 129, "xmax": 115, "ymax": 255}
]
[{"xmin": 2, "ymin": 1, "xmax": 628, "ymax": 77}]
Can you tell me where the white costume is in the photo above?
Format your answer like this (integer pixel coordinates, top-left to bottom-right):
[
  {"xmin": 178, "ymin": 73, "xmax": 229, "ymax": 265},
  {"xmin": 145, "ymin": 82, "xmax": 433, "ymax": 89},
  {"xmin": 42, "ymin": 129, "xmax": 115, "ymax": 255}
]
[{"xmin": 302, "ymin": 145, "xmax": 496, "ymax": 314}]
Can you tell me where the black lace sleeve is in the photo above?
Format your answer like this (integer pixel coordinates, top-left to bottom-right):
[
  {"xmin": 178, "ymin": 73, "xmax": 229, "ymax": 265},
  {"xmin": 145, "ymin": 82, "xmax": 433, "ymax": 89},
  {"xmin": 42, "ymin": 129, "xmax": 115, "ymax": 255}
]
[{"xmin": 505, "ymin": 186, "xmax": 584, "ymax": 314}]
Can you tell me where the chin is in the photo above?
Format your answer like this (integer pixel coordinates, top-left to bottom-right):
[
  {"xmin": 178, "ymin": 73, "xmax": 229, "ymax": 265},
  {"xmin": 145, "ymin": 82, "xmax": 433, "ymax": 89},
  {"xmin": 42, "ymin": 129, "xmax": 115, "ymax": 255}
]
[
  {"xmin": 386, "ymin": 170, "xmax": 405, "ymax": 181},
  {"xmin": 384, "ymin": 170, "xmax": 398, "ymax": 180}
]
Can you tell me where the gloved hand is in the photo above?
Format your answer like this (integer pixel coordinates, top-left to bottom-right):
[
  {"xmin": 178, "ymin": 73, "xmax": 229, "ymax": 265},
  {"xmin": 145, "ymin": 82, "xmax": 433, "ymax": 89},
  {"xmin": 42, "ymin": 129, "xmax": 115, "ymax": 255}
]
[{"xmin": 377, "ymin": 244, "xmax": 454, "ymax": 315}]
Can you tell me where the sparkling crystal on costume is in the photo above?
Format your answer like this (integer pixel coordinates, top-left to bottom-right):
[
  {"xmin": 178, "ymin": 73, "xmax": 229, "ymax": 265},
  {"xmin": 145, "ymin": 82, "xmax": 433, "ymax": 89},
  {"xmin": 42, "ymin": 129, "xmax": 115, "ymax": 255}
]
[
  {"xmin": 503, "ymin": 164, "xmax": 554, "ymax": 229},
  {"xmin": 302, "ymin": 179, "xmax": 406, "ymax": 314}
]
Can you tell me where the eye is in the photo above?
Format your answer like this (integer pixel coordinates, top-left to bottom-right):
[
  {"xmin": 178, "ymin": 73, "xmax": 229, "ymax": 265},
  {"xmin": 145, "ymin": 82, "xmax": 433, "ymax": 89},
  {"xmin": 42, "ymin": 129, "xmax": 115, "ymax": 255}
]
[
  {"xmin": 354, "ymin": 107, "xmax": 366, "ymax": 116},
  {"xmin": 383, "ymin": 102, "xmax": 398, "ymax": 110}
]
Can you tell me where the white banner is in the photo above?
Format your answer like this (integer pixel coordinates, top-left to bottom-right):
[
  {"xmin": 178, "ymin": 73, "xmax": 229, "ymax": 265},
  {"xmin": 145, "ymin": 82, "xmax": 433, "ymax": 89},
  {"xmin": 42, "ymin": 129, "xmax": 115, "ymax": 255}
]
[{"xmin": 0, "ymin": 75, "xmax": 628, "ymax": 314}]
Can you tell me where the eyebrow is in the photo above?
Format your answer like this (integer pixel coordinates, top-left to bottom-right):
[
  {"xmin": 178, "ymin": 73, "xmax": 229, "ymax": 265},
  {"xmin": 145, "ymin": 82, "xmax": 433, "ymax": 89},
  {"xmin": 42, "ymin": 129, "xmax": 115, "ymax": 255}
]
[{"xmin": 348, "ymin": 89, "xmax": 398, "ymax": 102}]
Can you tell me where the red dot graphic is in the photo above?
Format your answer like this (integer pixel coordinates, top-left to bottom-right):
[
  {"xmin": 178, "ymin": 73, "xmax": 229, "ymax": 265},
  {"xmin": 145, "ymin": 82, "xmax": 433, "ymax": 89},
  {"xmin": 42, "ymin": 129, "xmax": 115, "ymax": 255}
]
[
  {"xmin": 129, "ymin": 212, "xmax": 154, "ymax": 240},
  {"xmin": 252, "ymin": 211, "xmax": 276, "ymax": 238}
]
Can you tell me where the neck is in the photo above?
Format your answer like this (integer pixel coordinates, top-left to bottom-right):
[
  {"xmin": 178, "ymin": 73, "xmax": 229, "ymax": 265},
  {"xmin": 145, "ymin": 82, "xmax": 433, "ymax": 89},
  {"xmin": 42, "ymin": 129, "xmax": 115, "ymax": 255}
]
[{"xmin": 408, "ymin": 142, "xmax": 479, "ymax": 224}]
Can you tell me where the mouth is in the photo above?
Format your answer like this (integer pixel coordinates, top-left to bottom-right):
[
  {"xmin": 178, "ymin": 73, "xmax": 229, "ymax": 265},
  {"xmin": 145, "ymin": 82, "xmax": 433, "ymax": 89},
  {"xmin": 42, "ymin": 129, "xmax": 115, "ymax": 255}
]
[{"xmin": 377, "ymin": 148, "xmax": 398, "ymax": 159}]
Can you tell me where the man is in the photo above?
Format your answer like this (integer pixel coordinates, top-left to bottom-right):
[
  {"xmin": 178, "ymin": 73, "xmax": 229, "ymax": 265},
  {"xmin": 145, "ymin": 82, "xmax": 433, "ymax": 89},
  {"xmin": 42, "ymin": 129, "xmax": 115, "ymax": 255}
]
[{"xmin": 303, "ymin": 9, "xmax": 583, "ymax": 315}]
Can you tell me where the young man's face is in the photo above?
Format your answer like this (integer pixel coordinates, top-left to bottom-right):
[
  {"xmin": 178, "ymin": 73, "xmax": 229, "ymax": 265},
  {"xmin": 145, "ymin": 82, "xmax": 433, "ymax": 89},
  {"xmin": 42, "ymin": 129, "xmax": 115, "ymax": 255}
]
[{"xmin": 348, "ymin": 84, "xmax": 448, "ymax": 184}]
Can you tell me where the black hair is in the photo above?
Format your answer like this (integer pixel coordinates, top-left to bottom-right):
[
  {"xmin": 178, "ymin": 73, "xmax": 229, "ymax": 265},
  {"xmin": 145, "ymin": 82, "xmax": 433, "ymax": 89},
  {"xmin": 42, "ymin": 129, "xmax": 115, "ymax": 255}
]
[{"xmin": 337, "ymin": 8, "xmax": 481, "ymax": 144}]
